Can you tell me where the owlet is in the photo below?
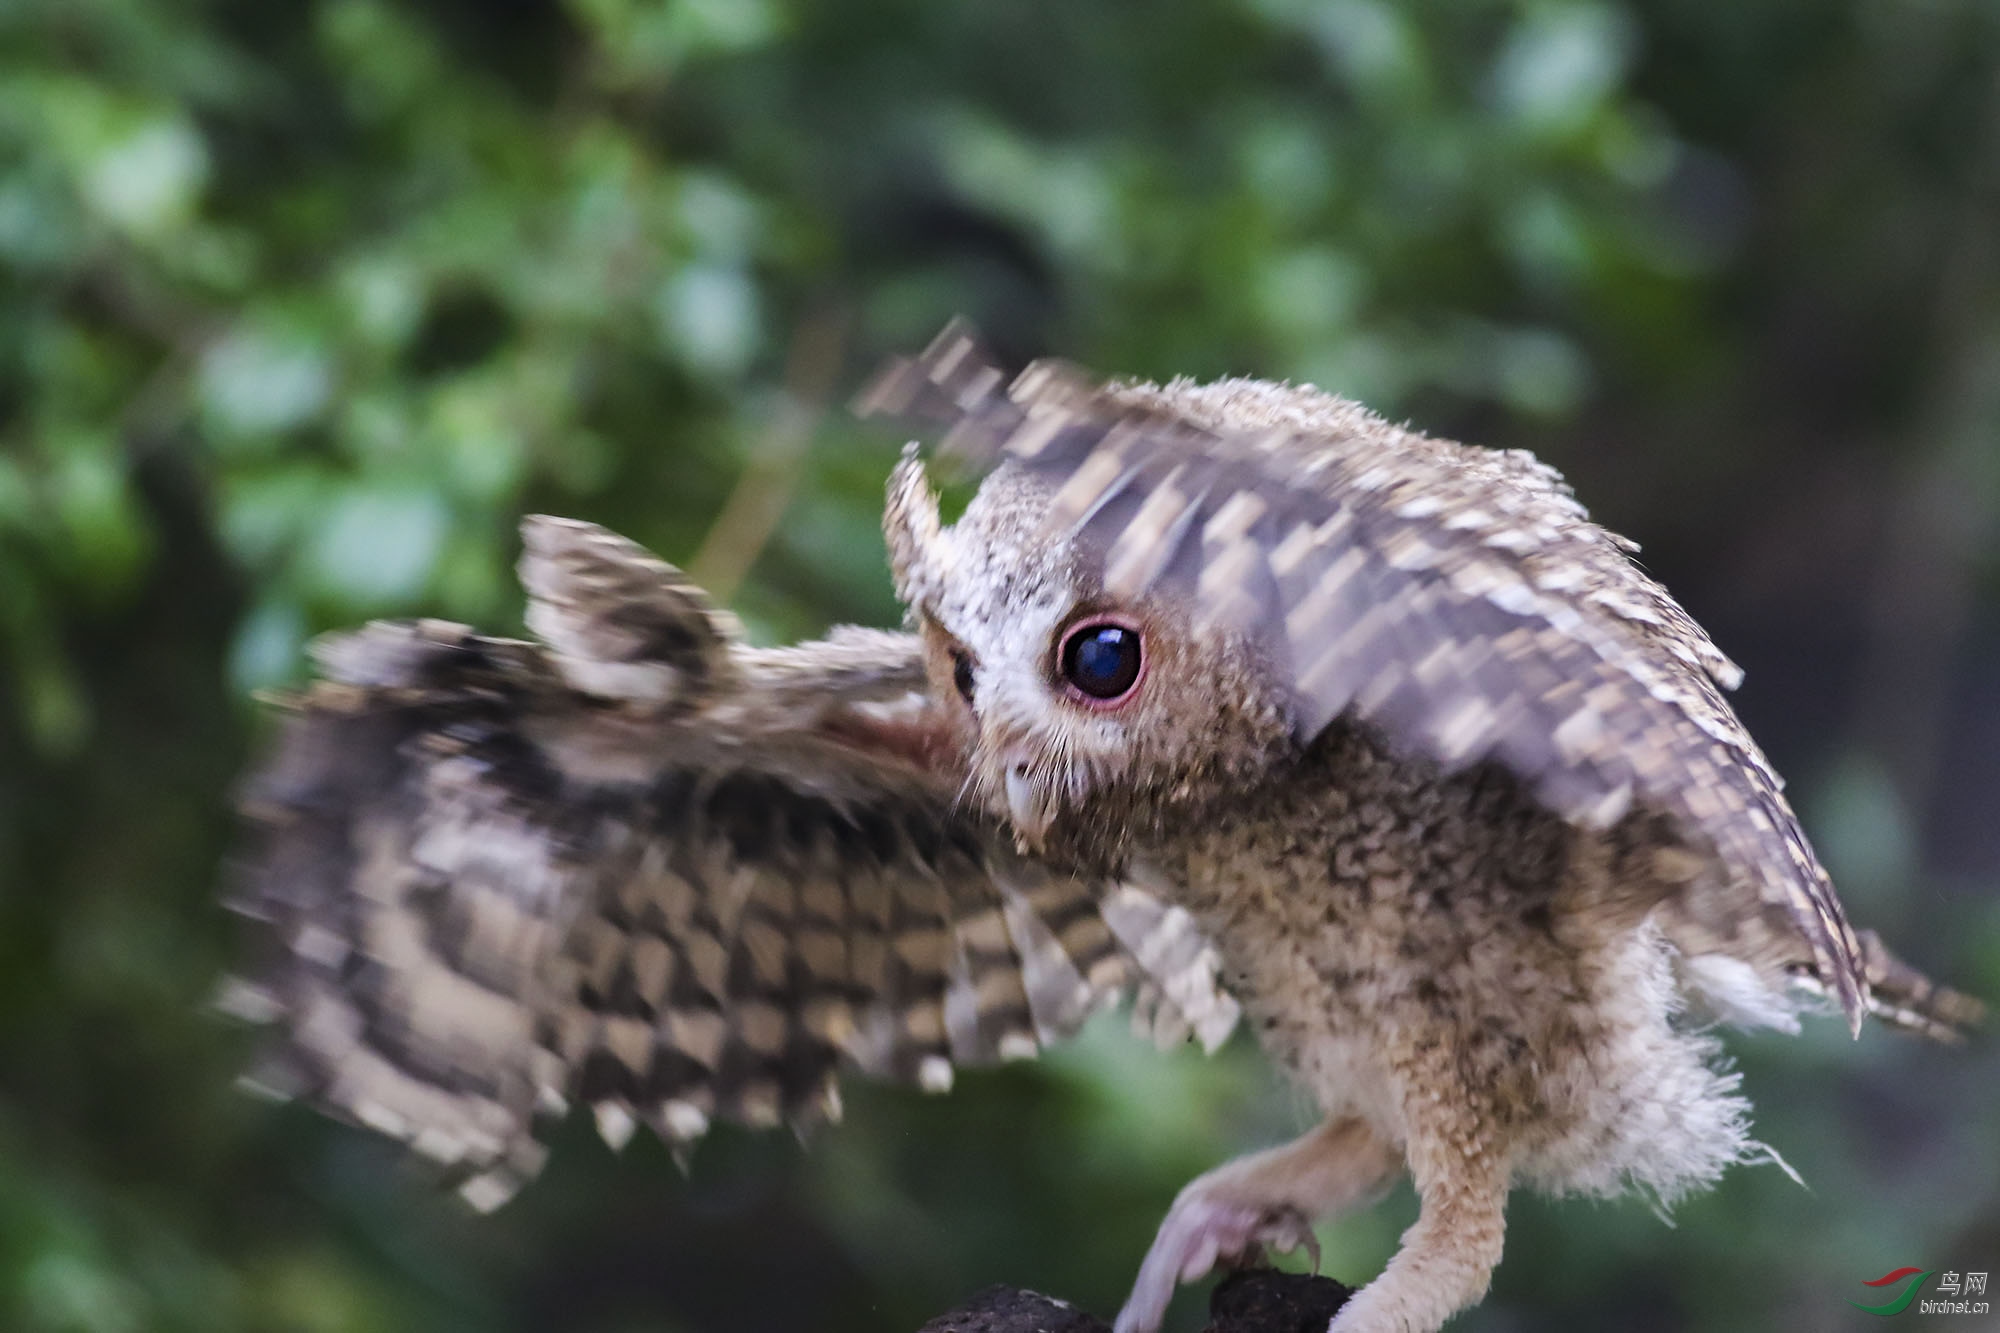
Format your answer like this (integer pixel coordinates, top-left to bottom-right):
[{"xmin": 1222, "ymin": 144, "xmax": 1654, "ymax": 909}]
[{"xmin": 225, "ymin": 323, "xmax": 1981, "ymax": 1333}]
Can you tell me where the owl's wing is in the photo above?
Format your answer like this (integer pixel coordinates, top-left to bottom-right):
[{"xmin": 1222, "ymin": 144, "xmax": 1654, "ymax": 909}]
[
  {"xmin": 225, "ymin": 521, "xmax": 1237, "ymax": 1210},
  {"xmin": 861, "ymin": 323, "xmax": 1874, "ymax": 1031}
]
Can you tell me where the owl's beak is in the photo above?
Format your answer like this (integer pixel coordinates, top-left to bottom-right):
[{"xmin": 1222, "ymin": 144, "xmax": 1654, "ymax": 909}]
[{"xmin": 1002, "ymin": 760, "xmax": 1057, "ymax": 851}]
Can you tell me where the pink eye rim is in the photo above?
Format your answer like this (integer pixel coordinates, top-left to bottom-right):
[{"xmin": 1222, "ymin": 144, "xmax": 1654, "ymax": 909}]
[{"xmin": 1054, "ymin": 614, "xmax": 1147, "ymax": 708}]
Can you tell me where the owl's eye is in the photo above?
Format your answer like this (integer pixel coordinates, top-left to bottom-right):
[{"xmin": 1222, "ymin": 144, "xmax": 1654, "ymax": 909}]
[
  {"xmin": 1057, "ymin": 620, "xmax": 1144, "ymax": 704},
  {"xmin": 950, "ymin": 647, "xmax": 977, "ymax": 705}
]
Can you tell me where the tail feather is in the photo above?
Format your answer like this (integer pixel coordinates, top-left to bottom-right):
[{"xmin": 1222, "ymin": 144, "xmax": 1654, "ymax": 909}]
[{"xmin": 1856, "ymin": 928, "xmax": 1986, "ymax": 1042}]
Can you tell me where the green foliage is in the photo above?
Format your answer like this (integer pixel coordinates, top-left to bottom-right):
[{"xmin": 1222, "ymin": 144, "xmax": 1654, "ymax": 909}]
[{"xmin": 3, "ymin": 1, "xmax": 1998, "ymax": 1330}]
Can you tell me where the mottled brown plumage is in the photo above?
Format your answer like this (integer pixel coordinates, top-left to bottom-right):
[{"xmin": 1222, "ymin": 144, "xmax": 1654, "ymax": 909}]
[
  {"xmin": 227, "ymin": 547, "xmax": 1236, "ymax": 1212},
  {"xmin": 229, "ymin": 323, "xmax": 1979, "ymax": 1333}
]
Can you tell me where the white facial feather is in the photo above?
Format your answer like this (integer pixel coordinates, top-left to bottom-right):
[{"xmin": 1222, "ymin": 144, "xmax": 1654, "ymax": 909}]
[{"xmin": 892, "ymin": 456, "xmax": 1295, "ymax": 855}]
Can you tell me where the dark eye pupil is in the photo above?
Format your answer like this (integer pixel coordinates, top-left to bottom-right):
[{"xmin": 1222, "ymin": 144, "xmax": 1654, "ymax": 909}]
[
  {"xmin": 1061, "ymin": 623, "xmax": 1142, "ymax": 701},
  {"xmin": 952, "ymin": 650, "xmax": 976, "ymax": 704}
]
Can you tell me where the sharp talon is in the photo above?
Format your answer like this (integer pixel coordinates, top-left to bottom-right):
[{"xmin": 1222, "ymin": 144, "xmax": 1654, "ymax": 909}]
[{"xmin": 1121, "ymin": 1119, "xmax": 1394, "ymax": 1333}]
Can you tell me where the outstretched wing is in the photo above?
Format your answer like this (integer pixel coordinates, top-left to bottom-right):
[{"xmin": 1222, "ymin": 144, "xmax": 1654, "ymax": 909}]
[
  {"xmin": 860, "ymin": 322, "xmax": 1873, "ymax": 1030},
  {"xmin": 225, "ymin": 524, "xmax": 1237, "ymax": 1210}
]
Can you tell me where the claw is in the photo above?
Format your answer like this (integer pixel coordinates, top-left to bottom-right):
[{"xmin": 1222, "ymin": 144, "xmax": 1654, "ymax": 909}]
[
  {"xmin": 1254, "ymin": 1211, "xmax": 1320, "ymax": 1275},
  {"xmin": 1116, "ymin": 1118, "xmax": 1398, "ymax": 1333},
  {"xmin": 1115, "ymin": 1199, "xmax": 1318, "ymax": 1333}
]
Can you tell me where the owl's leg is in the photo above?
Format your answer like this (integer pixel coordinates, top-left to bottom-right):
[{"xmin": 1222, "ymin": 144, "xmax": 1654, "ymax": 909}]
[
  {"xmin": 1323, "ymin": 1097, "xmax": 1511, "ymax": 1333},
  {"xmin": 1114, "ymin": 1115, "xmax": 1399, "ymax": 1333}
]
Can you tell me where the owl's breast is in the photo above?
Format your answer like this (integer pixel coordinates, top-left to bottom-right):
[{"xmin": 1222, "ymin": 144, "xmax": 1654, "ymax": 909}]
[{"xmin": 1131, "ymin": 721, "xmax": 1773, "ymax": 1198}]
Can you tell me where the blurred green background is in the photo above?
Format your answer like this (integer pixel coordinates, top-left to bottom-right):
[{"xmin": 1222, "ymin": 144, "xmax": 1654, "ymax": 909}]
[{"xmin": 3, "ymin": 1, "xmax": 1999, "ymax": 1330}]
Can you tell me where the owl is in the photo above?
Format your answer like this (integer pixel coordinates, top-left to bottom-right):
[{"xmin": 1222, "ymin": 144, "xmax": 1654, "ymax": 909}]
[{"xmin": 225, "ymin": 322, "xmax": 1982, "ymax": 1333}]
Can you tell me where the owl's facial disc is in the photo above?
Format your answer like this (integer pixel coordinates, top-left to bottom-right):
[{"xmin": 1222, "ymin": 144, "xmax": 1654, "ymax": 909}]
[{"xmin": 911, "ymin": 459, "xmax": 1288, "ymax": 858}]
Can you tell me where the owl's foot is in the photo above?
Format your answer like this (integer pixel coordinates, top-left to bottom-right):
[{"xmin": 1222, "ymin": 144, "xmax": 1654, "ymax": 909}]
[
  {"xmin": 1113, "ymin": 1197, "xmax": 1316, "ymax": 1333},
  {"xmin": 1113, "ymin": 1116, "xmax": 1398, "ymax": 1333}
]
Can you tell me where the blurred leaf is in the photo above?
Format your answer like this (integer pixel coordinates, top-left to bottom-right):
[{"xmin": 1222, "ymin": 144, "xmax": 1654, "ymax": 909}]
[
  {"xmin": 301, "ymin": 483, "xmax": 451, "ymax": 611},
  {"xmin": 1493, "ymin": 325, "xmax": 1590, "ymax": 417},
  {"xmin": 1254, "ymin": 246, "xmax": 1368, "ymax": 337},
  {"xmin": 20, "ymin": 1250, "xmax": 143, "ymax": 1333},
  {"xmin": 80, "ymin": 116, "xmax": 207, "ymax": 240},
  {"xmin": 655, "ymin": 263, "xmax": 761, "ymax": 380},
  {"xmin": 48, "ymin": 440, "xmax": 151, "ymax": 594},
  {"xmin": 1490, "ymin": 3, "xmax": 1636, "ymax": 134},
  {"xmin": 227, "ymin": 597, "xmax": 307, "ymax": 695},
  {"xmin": 198, "ymin": 329, "xmax": 333, "ymax": 446}
]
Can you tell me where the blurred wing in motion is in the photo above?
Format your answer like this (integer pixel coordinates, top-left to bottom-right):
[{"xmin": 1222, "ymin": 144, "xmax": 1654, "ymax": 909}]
[
  {"xmin": 860, "ymin": 323, "xmax": 1916, "ymax": 1036},
  {"xmin": 225, "ymin": 521, "xmax": 1238, "ymax": 1210}
]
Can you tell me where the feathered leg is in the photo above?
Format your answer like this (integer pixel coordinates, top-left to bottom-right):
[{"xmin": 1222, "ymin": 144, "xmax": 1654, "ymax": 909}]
[{"xmin": 1326, "ymin": 1076, "xmax": 1511, "ymax": 1333}]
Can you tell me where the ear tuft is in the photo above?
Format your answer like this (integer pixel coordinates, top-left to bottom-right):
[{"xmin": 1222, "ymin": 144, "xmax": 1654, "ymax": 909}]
[{"xmin": 884, "ymin": 445, "xmax": 949, "ymax": 612}]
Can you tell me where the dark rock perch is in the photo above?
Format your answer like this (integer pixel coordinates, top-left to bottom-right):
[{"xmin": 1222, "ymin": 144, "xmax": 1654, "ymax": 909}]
[
  {"xmin": 1204, "ymin": 1271, "xmax": 1355, "ymax": 1332},
  {"xmin": 914, "ymin": 1286, "xmax": 1107, "ymax": 1333},
  {"xmin": 915, "ymin": 1271, "xmax": 1354, "ymax": 1333}
]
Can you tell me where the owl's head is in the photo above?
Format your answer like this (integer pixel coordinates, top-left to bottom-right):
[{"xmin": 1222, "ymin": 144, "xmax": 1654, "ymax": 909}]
[{"xmin": 884, "ymin": 448, "xmax": 1295, "ymax": 861}]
